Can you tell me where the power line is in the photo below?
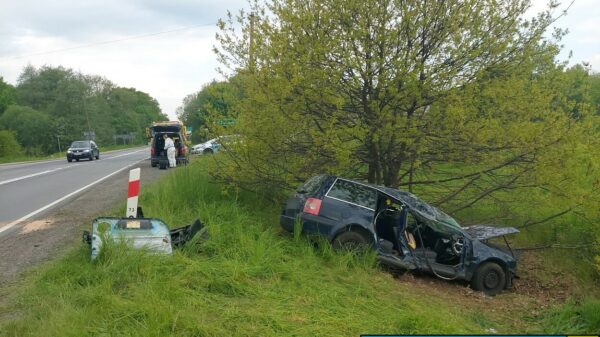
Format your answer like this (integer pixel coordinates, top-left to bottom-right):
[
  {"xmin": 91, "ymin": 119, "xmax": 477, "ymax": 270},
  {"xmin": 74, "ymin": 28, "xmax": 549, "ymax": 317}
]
[{"xmin": 0, "ymin": 23, "xmax": 216, "ymax": 61}]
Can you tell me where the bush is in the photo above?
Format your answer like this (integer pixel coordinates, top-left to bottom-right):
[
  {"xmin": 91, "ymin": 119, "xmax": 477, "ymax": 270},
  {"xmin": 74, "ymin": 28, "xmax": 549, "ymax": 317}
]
[
  {"xmin": 0, "ymin": 105, "xmax": 53, "ymax": 154},
  {"xmin": 0, "ymin": 130, "xmax": 21, "ymax": 157}
]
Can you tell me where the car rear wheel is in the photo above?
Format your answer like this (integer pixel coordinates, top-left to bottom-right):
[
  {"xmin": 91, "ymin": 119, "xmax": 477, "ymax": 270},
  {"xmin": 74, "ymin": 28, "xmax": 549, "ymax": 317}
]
[
  {"xmin": 471, "ymin": 262, "xmax": 506, "ymax": 296},
  {"xmin": 332, "ymin": 230, "xmax": 371, "ymax": 251}
]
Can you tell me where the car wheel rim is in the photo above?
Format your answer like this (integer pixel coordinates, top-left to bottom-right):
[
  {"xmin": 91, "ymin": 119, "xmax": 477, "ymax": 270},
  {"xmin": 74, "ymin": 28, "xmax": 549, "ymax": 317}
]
[
  {"xmin": 484, "ymin": 272, "xmax": 499, "ymax": 289},
  {"xmin": 344, "ymin": 241, "xmax": 359, "ymax": 249}
]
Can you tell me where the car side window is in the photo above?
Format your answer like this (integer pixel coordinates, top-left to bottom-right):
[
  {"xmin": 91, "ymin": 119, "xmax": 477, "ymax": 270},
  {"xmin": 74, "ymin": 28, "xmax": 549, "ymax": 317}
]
[{"xmin": 326, "ymin": 179, "xmax": 377, "ymax": 209}]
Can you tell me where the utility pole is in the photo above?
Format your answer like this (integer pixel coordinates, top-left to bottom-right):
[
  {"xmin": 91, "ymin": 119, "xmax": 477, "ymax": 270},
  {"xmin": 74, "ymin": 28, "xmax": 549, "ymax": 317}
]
[
  {"xmin": 249, "ymin": 12, "xmax": 255, "ymax": 72},
  {"xmin": 82, "ymin": 92, "xmax": 92, "ymax": 140},
  {"xmin": 56, "ymin": 135, "xmax": 61, "ymax": 152}
]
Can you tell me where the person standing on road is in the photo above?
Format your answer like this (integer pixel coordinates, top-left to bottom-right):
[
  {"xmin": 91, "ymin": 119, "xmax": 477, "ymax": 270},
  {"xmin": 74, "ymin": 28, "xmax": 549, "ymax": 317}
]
[{"xmin": 163, "ymin": 134, "xmax": 176, "ymax": 168}]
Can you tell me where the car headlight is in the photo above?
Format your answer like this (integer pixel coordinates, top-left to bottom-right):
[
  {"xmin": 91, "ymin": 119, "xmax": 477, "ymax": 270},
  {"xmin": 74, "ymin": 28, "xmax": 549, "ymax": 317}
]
[
  {"xmin": 83, "ymin": 149, "xmax": 89, "ymax": 152},
  {"xmin": 67, "ymin": 150, "xmax": 72, "ymax": 153}
]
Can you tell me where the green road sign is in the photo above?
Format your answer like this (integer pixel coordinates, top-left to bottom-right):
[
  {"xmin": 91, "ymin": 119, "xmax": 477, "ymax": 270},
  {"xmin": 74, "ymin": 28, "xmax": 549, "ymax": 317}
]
[{"xmin": 218, "ymin": 118, "xmax": 236, "ymax": 126}]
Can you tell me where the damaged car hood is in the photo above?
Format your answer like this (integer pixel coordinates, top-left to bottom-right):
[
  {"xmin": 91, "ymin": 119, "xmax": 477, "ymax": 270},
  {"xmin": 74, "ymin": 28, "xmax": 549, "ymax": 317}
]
[{"xmin": 463, "ymin": 225, "xmax": 519, "ymax": 240}]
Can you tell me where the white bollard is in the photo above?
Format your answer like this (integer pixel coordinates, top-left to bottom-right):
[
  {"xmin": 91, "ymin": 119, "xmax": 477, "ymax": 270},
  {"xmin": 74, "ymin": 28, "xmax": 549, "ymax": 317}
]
[{"xmin": 126, "ymin": 168, "xmax": 141, "ymax": 218}]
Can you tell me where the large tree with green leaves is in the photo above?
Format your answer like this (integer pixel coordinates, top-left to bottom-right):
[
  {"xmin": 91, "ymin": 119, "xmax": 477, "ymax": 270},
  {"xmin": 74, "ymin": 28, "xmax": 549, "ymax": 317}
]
[
  {"xmin": 177, "ymin": 79, "xmax": 243, "ymax": 143},
  {"xmin": 0, "ymin": 105, "xmax": 54, "ymax": 155},
  {"xmin": 0, "ymin": 77, "xmax": 16, "ymax": 115},
  {"xmin": 212, "ymin": 0, "xmax": 599, "ymax": 225}
]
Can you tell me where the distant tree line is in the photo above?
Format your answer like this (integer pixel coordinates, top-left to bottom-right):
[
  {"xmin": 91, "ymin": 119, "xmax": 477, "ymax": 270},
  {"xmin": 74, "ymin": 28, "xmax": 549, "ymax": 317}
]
[
  {"xmin": 177, "ymin": 78, "xmax": 243, "ymax": 144},
  {"xmin": 0, "ymin": 65, "xmax": 167, "ymax": 156}
]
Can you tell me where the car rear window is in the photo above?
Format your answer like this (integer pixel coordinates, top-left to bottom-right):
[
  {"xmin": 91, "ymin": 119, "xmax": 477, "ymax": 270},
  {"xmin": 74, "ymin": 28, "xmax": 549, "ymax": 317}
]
[
  {"xmin": 326, "ymin": 179, "xmax": 377, "ymax": 210},
  {"xmin": 71, "ymin": 141, "xmax": 90, "ymax": 148},
  {"xmin": 298, "ymin": 175, "xmax": 328, "ymax": 195}
]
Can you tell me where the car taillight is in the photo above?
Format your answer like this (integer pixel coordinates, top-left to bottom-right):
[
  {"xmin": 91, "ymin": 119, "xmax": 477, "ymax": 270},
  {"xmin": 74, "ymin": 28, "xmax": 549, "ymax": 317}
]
[
  {"xmin": 303, "ymin": 198, "xmax": 322, "ymax": 216},
  {"xmin": 151, "ymin": 147, "xmax": 155, "ymax": 156},
  {"xmin": 181, "ymin": 146, "xmax": 186, "ymax": 155}
]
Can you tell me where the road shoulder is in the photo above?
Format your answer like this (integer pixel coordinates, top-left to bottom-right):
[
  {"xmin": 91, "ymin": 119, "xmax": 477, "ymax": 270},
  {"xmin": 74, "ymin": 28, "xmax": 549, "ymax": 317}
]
[{"xmin": 0, "ymin": 163, "xmax": 166, "ymax": 285}]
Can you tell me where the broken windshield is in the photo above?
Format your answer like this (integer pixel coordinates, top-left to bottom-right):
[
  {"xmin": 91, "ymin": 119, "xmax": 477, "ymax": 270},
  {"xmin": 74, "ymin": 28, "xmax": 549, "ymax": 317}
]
[{"xmin": 378, "ymin": 187, "xmax": 461, "ymax": 229}]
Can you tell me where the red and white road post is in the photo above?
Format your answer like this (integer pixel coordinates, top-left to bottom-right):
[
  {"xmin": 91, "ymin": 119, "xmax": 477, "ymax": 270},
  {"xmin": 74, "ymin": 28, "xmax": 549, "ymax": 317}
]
[{"xmin": 126, "ymin": 168, "xmax": 141, "ymax": 218}]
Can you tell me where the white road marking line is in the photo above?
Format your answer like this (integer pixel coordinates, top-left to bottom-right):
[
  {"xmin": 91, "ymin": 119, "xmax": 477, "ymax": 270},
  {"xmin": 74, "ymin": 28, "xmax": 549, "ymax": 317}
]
[
  {"xmin": 0, "ymin": 158, "xmax": 64, "ymax": 167},
  {"xmin": 0, "ymin": 163, "xmax": 86, "ymax": 186},
  {"xmin": 0, "ymin": 149, "xmax": 148, "ymax": 186},
  {"xmin": 0, "ymin": 158, "xmax": 147, "ymax": 236},
  {"xmin": 105, "ymin": 149, "xmax": 147, "ymax": 160},
  {"xmin": 0, "ymin": 147, "xmax": 147, "ymax": 168},
  {"xmin": 0, "ymin": 167, "xmax": 69, "ymax": 186}
]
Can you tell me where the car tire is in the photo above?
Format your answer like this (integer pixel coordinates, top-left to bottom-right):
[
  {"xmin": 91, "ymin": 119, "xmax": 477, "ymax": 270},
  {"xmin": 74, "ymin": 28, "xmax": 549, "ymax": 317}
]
[
  {"xmin": 151, "ymin": 161, "xmax": 157, "ymax": 167},
  {"xmin": 203, "ymin": 148, "xmax": 213, "ymax": 155},
  {"xmin": 76, "ymin": 158, "xmax": 80, "ymax": 162},
  {"xmin": 67, "ymin": 158, "xmax": 72, "ymax": 162},
  {"xmin": 471, "ymin": 262, "xmax": 506, "ymax": 296},
  {"xmin": 96, "ymin": 153, "xmax": 100, "ymax": 159},
  {"xmin": 332, "ymin": 230, "xmax": 371, "ymax": 251},
  {"xmin": 89, "ymin": 155, "xmax": 94, "ymax": 161}
]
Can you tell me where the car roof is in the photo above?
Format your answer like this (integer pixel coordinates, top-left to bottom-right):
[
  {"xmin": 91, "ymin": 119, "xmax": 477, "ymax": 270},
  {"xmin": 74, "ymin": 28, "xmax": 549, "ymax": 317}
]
[{"xmin": 329, "ymin": 175, "xmax": 462, "ymax": 230}]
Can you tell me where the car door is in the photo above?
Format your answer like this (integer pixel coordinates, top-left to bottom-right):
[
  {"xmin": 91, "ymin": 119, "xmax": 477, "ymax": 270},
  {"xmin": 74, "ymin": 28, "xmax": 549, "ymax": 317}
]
[{"xmin": 319, "ymin": 179, "xmax": 376, "ymax": 237}]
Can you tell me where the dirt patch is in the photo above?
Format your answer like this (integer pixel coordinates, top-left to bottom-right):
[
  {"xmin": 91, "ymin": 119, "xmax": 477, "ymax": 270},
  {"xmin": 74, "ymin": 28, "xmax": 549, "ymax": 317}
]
[
  {"xmin": 19, "ymin": 219, "xmax": 54, "ymax": 234},
  {"xmin": 511, "ymin": 251, "xmax": 576, "ymax": 303},
  {"xmin": 0, "ymin": 164, "xmax": 166, "ymax": 286},
  {"xmin": 389, "ymin": 250, "xmax": 582, "ymax": 331}
]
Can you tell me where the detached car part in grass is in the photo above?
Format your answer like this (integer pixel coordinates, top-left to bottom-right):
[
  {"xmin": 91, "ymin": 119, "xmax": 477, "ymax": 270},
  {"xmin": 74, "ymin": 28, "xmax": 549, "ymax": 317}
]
[
  {"xmin": 83, "ymin": 215, "xmax": 207, "ymax": 259},
  {"xmin": 281, "ymin": 175, "xmax": 520, "ymax": 295}
]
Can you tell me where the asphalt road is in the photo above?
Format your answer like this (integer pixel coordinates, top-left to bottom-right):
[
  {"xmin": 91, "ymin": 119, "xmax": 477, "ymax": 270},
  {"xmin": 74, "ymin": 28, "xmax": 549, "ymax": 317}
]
[{"xmin": 0, "ymin": 147, "xmax": 150, "ymax": 236}]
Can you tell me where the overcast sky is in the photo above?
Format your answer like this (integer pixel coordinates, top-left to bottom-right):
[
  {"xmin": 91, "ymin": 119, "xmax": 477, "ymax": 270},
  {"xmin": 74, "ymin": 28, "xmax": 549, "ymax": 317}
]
[{"xmin": 0, "ymin": 0, "xmax": 598, "ymax": 120}]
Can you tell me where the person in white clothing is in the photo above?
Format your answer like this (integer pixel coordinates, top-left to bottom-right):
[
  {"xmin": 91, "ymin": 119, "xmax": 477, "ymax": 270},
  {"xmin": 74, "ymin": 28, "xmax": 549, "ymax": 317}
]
[{"xmin": 163, "ymin": 134, "xmax": 176, "ymax": 168}]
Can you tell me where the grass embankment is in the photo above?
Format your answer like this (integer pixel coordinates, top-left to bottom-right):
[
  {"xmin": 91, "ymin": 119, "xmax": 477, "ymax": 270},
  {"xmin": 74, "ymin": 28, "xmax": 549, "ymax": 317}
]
[
  {"xmin": 0, "ymin": 143, "xmax": 146, "ymax": 164},
  {"xmin": 0, "ymin": 160, "xmax": 484, "ymax": 336},
  {"xmin": 1, "ymin": 158, "xmax": 598, "ymax": 336}
]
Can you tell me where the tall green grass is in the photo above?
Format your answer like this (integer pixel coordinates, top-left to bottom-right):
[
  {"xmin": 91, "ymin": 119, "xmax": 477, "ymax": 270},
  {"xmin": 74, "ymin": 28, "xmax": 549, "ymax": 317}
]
[
  {"xmin": 1, "ymin": 159, "xmax": 490, "ymax": 336},
  {"xmin": 540, "ymin": 299, "xmax": 600, "ymax": 333}
]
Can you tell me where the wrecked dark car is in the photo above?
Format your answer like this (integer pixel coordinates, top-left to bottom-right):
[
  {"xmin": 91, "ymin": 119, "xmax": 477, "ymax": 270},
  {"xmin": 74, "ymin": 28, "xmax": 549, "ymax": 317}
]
[
  {"xmin": 83, "ymin": 216, "xmax": 207, "ymax": 260},
  {"xmin": 280, "ymin": 175, "xmax": 519, "ymax": 295}
]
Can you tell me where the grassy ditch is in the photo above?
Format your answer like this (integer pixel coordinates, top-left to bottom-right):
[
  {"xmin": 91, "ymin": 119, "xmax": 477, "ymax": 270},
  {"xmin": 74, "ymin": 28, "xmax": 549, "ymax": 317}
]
[
  {"xmin": 0, "ymin": 158, "xmax": 598, "ymax": 336},
  {"xmin": 0, "ymin": 159, "xmax": 489, "ymax": 336}
]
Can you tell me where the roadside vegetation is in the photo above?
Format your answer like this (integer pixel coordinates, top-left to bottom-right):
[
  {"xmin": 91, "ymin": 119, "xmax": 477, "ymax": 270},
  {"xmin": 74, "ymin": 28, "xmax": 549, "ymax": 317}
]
[
  {"xmin": 1, "ymin": 159, "xmax": 598, "ymax": 336},
  {"xmin": 178, "ymin": 0, "xmax": 600, "ymax": 308},
  {"xmin": 0, "ymin": 69, "xmax": 166, "ymax": 159}
]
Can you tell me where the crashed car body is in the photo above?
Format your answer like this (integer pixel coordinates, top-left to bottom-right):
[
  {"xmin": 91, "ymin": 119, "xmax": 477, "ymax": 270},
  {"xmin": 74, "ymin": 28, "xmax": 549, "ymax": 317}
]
[
  {"xmin": 280, "ymin": 175, "xmax": 519, "ymax": 295},
  {"xmin": 83, "ymin": 217, "xmax": 206, "ymax": 259}
]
